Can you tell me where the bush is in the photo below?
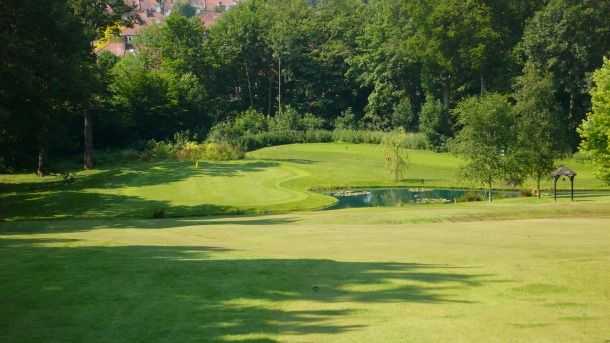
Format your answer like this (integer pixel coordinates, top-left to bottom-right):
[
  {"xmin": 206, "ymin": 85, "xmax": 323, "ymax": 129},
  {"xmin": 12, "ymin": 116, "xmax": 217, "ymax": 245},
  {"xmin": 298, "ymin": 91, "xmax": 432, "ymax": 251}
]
[
  {"xmin": 457, "ymin": 191, "xmax": 483, "ymax": 202},
  {"xmin": 332, "ymin": 129, "xmax": 385, "ymax": 144},
  {"xmin": 402, "ymin": 132, "xmax": 429, "ymax": 150},
  {"xmin": 301, "ymin": 113, "xmax": 326, "ymax": 131},
  {"xmin": 268, "ymin": 106, "xmax": 301, "ymax": 132},
  {"xmin": 334, "ymin": 107, "xmax": 358, "ymax": 129},
  {"xmin": 204, "ymin": 142, "xmax": 245, "ymax": 161},
  {"xmin": 233, "ymin": 109, "xmax": 268, "ymax": 135},
  {"xmin": 304, "ymin": 129, "xmax": 333, "ymax": 143},
  {"xmin": 140, "ymin": 140, "xmax": 175, "ymax": 161}
]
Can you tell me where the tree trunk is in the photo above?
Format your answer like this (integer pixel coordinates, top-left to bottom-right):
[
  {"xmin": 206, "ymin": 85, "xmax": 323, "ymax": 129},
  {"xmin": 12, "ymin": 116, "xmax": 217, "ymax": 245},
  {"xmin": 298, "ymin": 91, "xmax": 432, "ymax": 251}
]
[
  {"xmin": 488, "ymin": 180, "xmax": 493, "ymax": 203},
  {"xmin": 268, "ymin": 75, "xmax": 272, "ymax": 115},
  {"xmin": 244, "ymin": 61, "xmax": 253, "ymax": 108},
  {"xmin": 536, "ymin": 174, "xmax": 541, "ymax": 199},
  {"xmin": 37, "ymin": 145, "xmax": 47, "ymax": 177},
  {"xmin": 83, "ymin": 110, "xmax": 94, "ymax": 170},
  {"xmin": 442, "ymin": 83, "xmax": 449, "ymax": 109},
  {"xmin": 277, "ymin": 55, "xmax": 282, "ymax": 114},
  {"xmin": 480, "ymin": 73, "xmax": 486, "ymax": 96}
]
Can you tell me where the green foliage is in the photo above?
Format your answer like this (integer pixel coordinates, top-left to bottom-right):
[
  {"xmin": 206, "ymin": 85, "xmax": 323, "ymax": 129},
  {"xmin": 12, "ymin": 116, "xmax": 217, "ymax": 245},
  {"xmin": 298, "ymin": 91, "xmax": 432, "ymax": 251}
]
[
  {"xmin": 300, "ymin": 113, "xmax": 326, "ymax": 131},
  {"xmin": 419, "ymin": 97, "xmax": 449, "ymax": 151},
  {"xmin": 578, "ymin": 58, "xmax": 610, "ymax": 184},
  {"xmin": 401, "ymin": 132, "xmax": 429, "ymax": 151},
  {"xmin": 331, "ymin": 130, "xmax": 385, "ymax": 145},
  {"xmin": 268, "ymin": 106, "xmax": 302, "ymax": 132},
  {"xmin": 519, "ymin": 0, "xmax": 610, "ymax": 149},
  {"xmin": 204, "ymin": 142, "xmax": 245, "ymax": 161},
  {"xmin": 383, "ymin": 129, "xmax": 409, "ymax": 182},
  {"xmin": 513, "ymin": 63, "xmax": 563, "ymax": 194},
  {"xmin": 334, "ymin": 108, "xmax": 358, "ymax": 130},
  {"xmin": 451, "ymin": 94, "xmax": 518, "ymax": 201},
  {"xmin": 173, "ymin": 0, "xmax": 197, "ymax": 18},
  {"xmin": 392, "ymin": 96, "xmax": 416, "ymax": 132}
]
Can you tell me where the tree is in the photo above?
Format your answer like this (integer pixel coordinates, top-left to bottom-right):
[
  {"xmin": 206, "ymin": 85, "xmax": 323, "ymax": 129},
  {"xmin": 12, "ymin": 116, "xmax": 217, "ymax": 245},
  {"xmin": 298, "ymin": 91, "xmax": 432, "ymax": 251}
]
[
  {"xmin": 513, "ymin": 63, "xmax": 562, "ymax": 197},
  {"xmin": 519, "ymin": 0, "xmax": 610, "ymax": 150},
  {"xmin": 174, "ymin": 0, "xmax": 197, "ymax": 17},
  {"xmin": 67, "ymin": 0, "xmax": 137, "ymax": 169},
  {"xmin": 578, "ymin": 58, "xmax": 610, "ymax": 184},
  {"xmin": 451, "ymin": 94, "xmax": 517, "ymax": 202},
  {"xmin": 383, "ymin": 129, "xmax": 409, "ymax": 182},
  {"xmin": 1, "ymin": 0, "xmax": 91, "ymax": 175},
  {"xmin": 419, "ymin": 96, "xmax": 449, "ymax": 151}
]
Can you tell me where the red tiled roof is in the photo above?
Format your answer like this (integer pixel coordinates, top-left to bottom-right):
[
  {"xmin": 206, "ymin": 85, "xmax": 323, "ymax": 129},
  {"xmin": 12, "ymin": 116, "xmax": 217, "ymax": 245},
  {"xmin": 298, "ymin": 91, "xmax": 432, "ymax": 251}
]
[
  {"xmin": 99, "ymin": 41, "xmax": 127, "ymax": 56},
  {"xmin": 100, "ymin": 0, "xmax": 240, "ymax": 55}
]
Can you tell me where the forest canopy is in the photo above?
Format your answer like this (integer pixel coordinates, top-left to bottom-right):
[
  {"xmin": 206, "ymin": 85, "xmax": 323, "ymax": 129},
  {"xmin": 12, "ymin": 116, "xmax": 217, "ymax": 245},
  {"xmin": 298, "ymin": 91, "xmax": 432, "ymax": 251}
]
[{"xmin": 1, "ymin": 0, "xmax": 609, "ymax": 176}]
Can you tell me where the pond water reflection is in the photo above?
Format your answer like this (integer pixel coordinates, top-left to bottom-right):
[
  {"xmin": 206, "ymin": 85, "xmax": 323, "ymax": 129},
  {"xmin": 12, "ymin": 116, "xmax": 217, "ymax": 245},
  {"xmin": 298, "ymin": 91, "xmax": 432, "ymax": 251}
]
[{"xmin": 326, "ymin": 188, "xmax": 520, "ymax": 209}]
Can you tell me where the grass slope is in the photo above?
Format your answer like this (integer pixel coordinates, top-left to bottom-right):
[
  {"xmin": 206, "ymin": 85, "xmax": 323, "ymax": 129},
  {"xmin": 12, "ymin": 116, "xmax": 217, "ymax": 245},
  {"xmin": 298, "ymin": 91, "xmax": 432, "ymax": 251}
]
[
  {"xmin": 1, "ymin": 143, "xmax": 607, "ymax": 220},
  {"xmin": 1, "ymin": 211, "xmax": 609, "ymax": 342}
]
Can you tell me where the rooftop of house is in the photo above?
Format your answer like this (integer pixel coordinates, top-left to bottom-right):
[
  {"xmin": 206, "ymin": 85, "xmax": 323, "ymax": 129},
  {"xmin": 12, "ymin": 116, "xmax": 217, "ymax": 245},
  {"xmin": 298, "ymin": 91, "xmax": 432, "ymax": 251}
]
[{"xmin": 121, "ymin": 0, "xmax": 239, "ymax": 36}]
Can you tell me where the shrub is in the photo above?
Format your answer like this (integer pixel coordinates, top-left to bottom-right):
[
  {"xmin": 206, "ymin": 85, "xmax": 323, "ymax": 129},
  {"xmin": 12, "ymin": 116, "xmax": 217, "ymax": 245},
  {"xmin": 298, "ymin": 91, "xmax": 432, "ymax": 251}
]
[
  {"xmin": 269, "ymin": 106, "xmax": 301, "ymax": 132},
  {"xmin": 402, "ymin": 132, "xmax": 429, "ymax": 150},
  {"xmin": 207, "ymin": 121, "xmax": 239, "ymax": 144},
  {"xmin": 204, "ymin": 142, "xmax": 245, "ymax": 161},
  {"xmin": 332, "ymin": 129, "xmax": 385, "ymax": 144},
  {"xmin": 301, "ymin": 113, "xmax": 326, "ymax": 131},
  {"xmin": 457, "ymin": 191, "xmax": 483, "ymax": 202},
  {"xmin": 233, "ymin": 109, "xmax": 267, "ymax": 135},
  {"xmin": 176, "ymin": 141, "xmax": 207, "ymax": 167},
  {"xmin": 304, "ymin": 129, "xmax": 333, "ymax": 143},
  {"xmin": 140, "ymin": 140, "xmax": 175, "ymax": 161},
  {"xmin": 334, "ymin": 107, "xmax": 358, "ymax": 129}
]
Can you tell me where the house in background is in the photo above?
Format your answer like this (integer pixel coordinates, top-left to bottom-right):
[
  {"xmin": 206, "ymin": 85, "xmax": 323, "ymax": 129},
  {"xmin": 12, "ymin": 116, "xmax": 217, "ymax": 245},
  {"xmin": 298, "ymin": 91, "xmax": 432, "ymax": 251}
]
[{"xmin": 100, "ymin": 0, "xmax": 240, "ymax": 56}]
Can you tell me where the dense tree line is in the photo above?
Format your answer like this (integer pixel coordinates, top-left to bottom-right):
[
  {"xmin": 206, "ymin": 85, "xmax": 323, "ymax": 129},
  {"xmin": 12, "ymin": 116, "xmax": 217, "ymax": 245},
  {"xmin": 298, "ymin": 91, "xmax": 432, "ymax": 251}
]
[{"xmin": 1, "ymin": 0, "xmax": 609, "ymax": 176}]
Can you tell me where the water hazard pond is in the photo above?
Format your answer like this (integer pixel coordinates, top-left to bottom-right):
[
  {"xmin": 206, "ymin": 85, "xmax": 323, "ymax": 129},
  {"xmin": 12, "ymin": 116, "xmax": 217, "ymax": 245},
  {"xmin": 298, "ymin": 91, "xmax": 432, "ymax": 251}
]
[{"xmin": 326, "ymin": 188, "xmax": 520, "ymax": 209}]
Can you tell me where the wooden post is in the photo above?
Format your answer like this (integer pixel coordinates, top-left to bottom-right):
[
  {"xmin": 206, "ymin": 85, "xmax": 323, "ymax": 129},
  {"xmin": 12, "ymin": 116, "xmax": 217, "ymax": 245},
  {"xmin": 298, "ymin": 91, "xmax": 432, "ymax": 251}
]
[
  {"xmin": 553, "ymin": 176, "xmax": 558, "ymax": 202},
  {"xmin": 570, "ymin": 176, "xmax": 574, "ymax": 201}
]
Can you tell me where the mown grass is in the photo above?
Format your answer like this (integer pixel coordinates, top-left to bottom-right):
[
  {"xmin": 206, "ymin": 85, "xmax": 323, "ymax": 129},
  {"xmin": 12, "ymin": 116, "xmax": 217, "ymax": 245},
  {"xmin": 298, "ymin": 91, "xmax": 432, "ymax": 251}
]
[
  {"xmin": 1, "ymin": 143, "xmax": 610, "ymax": 342},
  {"xmin": 1, "ymin": 211, "xmax": 609, "ymax": 342},
  {"xmin": 1, "ymin": 143, "xmax": 608, "ymax": 220}
]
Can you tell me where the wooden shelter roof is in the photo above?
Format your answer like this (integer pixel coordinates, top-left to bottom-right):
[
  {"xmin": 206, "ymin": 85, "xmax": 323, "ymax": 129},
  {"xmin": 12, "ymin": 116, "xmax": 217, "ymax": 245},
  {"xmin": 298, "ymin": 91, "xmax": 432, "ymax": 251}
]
[{"xmin": 551, "ymin": 165, "xmax": 577, "ymax": 177}]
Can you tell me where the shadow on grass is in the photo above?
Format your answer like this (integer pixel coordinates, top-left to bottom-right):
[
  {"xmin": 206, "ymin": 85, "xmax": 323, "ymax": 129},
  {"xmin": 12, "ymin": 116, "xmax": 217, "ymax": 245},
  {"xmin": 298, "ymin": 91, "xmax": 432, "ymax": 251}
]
[
  {"xmin": 0, "ymin": 215, "xmax": 300, "ymax": 233},
  {"xmin": 0, "ymin": 238, "xmax": 495, "ymax": 342},
  {"xmin": 0, "ymin": 191, "xmax": 245, "ymax": 221},
  {"xmin": 0, "ymin": 160, "xmax": 288, "ymax": 222},
  {"xmin": 262, "ymin": 158, "xmax": 318, "ymax": 165},
  {"xmin": 0, "ymin": 160, "xmax": 280, "ymax": 194}
]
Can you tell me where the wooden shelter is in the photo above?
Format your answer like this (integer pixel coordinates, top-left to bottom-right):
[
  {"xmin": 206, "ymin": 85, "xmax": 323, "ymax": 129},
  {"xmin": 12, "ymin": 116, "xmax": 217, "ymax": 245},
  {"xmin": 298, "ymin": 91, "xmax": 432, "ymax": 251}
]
[{"xmin": 551, "ymin": 166, "xmax": 577, "ymax": 201}]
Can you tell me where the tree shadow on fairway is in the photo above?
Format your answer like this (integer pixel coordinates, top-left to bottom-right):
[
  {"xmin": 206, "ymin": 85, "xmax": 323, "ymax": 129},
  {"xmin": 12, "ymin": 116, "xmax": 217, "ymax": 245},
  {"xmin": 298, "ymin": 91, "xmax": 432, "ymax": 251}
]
[
  {"xmin": 0, "ymin": 238, "xmax": 497, "ymax": 343},
  {"xmin": 0, "ymin": 215, "xmax": 301, "ymax": 234},
  {"xmin": 262, "ymin": 158, "xmax": 318, "ymax": 165},
  {"xmin": 0, "ymin": 191, "xmax": 251, "ymax": 222},
  {"xmin": 198, "ymin": 161, "xmax": 280, "ymax": 177},
  {"xmin": 0, "ymin": 160, "xmax": 281, "ymax": 194},
  {"xmin": 0, "ymin": 160, "xmax": 287, "ymax": 221}
]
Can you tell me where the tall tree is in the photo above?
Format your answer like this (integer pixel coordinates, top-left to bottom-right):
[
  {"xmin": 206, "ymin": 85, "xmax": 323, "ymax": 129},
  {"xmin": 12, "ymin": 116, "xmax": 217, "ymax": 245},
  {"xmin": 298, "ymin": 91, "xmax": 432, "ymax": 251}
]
[
  {"xmin": 1, "ymin": 0, "xmax": 91, "ymax": 175},
  {"xmin": 451, "ymin": 94, "xmax": 517, "ymax": 202},
  {"xmin": 519, "ymin": 0, "xmax": 610, "ymax": 150},
  {"xmin": 513, "ymin": 63, "xmax": 563, "ymax": 197},
  {"xmin": 578, "ymin": 58, "xmax": 610, "ymax": 184},
  {"xmin": 67, "ymin": 0, "xmax": 137, "ymax": 169}
]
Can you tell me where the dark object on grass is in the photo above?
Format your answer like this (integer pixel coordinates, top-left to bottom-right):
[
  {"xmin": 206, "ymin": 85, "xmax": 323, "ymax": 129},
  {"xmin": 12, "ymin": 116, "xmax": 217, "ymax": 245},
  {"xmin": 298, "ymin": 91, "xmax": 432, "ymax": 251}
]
[
  {"xmin": 551, "ymin": 166, "xmax": 577, "ymax": 201},
  {"xmin": 152, "ymin": 208, "xmax": 166, "ymax": 219}
]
